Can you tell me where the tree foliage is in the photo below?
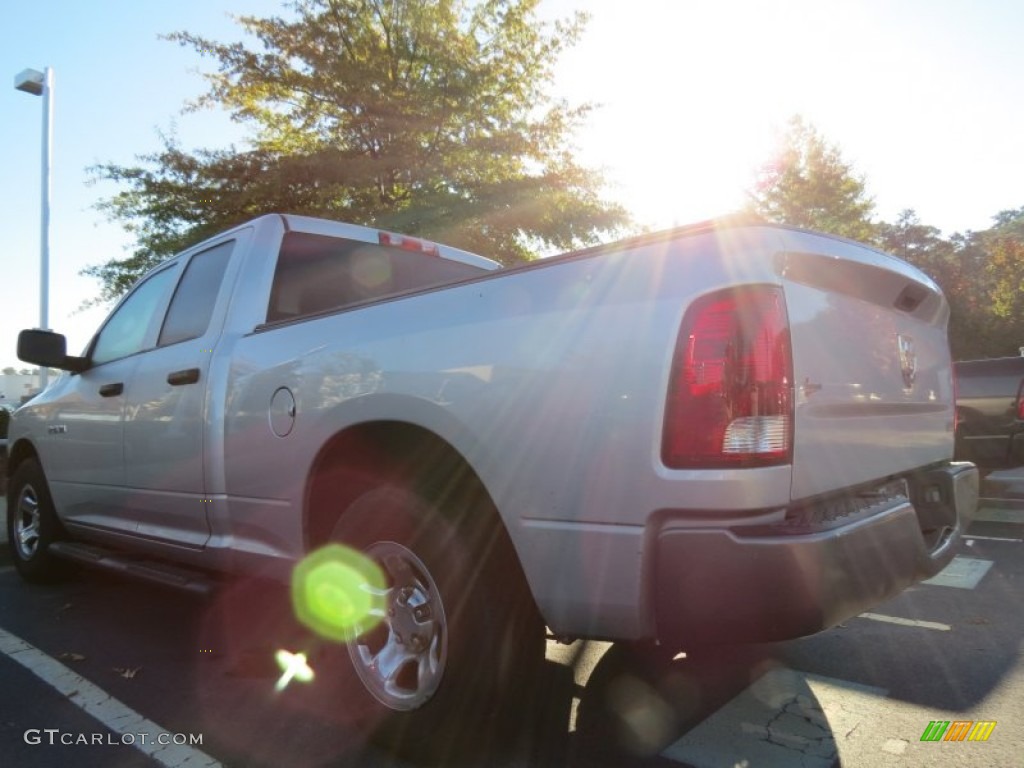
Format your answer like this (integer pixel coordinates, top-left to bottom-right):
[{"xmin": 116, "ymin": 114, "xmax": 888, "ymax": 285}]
[
  {"xmin": 748, "ymin": 117, "xmax": 1024, "ymax": 360},
  {"xmin": 872, "ymin": 208, "xmax": 1024, "ymax": 359},
  {"xmin": 85, "ymin": 0, "xmax": 629, "ymax": 303},
  {"xmin": 878, "ymin": 210, "xmax": 977, "ymax": 356},
  {"xmin": 746, "ymin": 116, "xmax": 876, "ymax": 243},
  {"xmin": 967, "ymin": 212, "xmax": 1024, "ymax": 356}
]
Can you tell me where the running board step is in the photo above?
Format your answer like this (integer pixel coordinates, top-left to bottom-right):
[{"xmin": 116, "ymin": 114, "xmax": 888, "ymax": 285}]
[{"xmin": 48, "ymin": 542, "xmax": 215, "ymax": 597}]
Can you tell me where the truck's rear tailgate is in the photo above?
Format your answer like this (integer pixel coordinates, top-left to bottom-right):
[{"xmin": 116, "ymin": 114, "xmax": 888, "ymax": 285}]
[{"xmin": 778, "ymin": 230, "xmax": 955, "ymax": 501}]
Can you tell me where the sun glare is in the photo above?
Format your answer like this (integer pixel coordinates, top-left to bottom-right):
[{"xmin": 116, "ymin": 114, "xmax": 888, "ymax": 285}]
[{"xmin": 549, "ymin": 0, "xmax": 900, "ymax": 230}]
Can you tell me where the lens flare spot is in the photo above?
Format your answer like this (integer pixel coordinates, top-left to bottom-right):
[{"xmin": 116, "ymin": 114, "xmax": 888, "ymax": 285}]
[
  {"xmin": 274, "ymin": 649, "xmax": 314, "ymax": 692},
  {"xmin": 292, "ymin": 544, "xmax": 385, "ymax": 642},
  {"xmin": 351, "ymin": 249, "xmax": 393, "ymax": 291}
]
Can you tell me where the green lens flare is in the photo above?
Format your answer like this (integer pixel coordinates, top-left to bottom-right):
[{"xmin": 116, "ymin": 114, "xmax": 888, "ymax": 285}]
[{"xmin": 292, "ymin": 544, "xmax": 385, "ymax": 642}]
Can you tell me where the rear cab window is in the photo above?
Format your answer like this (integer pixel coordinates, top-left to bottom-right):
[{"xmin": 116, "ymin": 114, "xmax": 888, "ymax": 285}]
[
  {"xmin": 266, "ymin": 232, "xmax": 488, "ymax": 324},
  {"xmin": 158, "ymin": 240, "xmax": 234, "ymax": 347}
]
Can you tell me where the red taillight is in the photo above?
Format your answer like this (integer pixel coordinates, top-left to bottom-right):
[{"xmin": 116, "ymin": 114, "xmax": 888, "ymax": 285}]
[
  {"xmin": 662, "ymin": 285, "xmax": 793, "ymax": 468},
  {"xmin": 379, "ymin": 231, "xmax": 440, "ymax": 256}
]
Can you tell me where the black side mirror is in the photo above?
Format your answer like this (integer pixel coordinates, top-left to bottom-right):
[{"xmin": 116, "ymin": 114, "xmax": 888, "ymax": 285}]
[{"xmin": 17, "ymin": 329, "xmax": 87, "ymax": 373}]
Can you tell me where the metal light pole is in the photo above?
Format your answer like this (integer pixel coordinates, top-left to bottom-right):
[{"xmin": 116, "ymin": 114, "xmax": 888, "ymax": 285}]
[{"xmin": 14, "ymin": 66, "xmax": 53, "ymax": 392}]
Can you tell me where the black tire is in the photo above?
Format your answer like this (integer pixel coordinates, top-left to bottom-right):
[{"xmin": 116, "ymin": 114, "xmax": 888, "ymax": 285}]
[
  {"xmin": 322, "ymin": 482, "xmax": 544, "ymax": 763},
  {"xmin": 6, "ymin": 459, "xmax": 74, "ymax": 583}
]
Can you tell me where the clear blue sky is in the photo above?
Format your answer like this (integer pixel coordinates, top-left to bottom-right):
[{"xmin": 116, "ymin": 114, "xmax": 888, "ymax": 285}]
[{"xmin": 3, "ymin": 0, "xmax": 1023, "ymax": 368}]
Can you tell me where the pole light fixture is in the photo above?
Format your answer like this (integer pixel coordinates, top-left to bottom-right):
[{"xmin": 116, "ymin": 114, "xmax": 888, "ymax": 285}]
[{"xmin": 13, "ymin": 66, "xmax": 53, "ymax": 392}]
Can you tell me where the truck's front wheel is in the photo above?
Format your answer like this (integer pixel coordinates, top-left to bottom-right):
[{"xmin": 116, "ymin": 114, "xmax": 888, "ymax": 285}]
[
  {"xmin": 7, "ymin": 459, "xmax": 73, "ymax": 583},
  {"xmin": 326, "ymin": 483, "xmax": 543, "ymax": 760}
]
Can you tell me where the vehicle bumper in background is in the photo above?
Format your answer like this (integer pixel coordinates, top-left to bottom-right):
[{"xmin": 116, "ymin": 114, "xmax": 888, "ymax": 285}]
[
  {"xmin": 956, "ymin": 429, "xmax": 1024, "ymax": 473},
  {"xmin": 1013, "ymin": 432, "xmax": 1024, "ymax": 466},
  {"xmin": 653, "ymin": 462, "xmax": 979, "ymax": 646}
]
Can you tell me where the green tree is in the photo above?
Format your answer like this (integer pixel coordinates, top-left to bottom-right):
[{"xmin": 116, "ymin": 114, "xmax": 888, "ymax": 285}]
[
  {"xmin": 878, "ymin": 210, "xmax": 979, "ymax": 358},
  {"xmin": 878, "ymin": 208, "xmax": 1024, "ymax": 359},
  {"xmin": 2, "ymin": 367, "xmax": 16, "ymax": 376},
  {"xmin": 746, "ymin": 116, "xmax": 877, "ymax": 243},
  {"xmin": 989, "ymin": 206, "xmax": 1024, "ymax": 240},
  {"xmin": 975, "ymin": 233, "xmax": 1024, "ymax": 357},
  {"xmin": 939, "ymin": 209, "xmax": 1024, "ymax": 359},
  {"xmin": 876, "ymin": 209, "xmax": 967, "ymax": 316},
  {"xmin": 85, "ymin": 0, "xmax": 628, "ymax": 303},
  {"xmin": 986, "ymin": 237, "xmax": 1024, "ymax": 321},
  {"xmin": 877, "ymin": 209, "xmax": 952, "ymax": 268}
]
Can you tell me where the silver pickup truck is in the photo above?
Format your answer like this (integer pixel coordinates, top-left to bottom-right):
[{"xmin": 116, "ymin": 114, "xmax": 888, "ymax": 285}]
[{"xmin": 7, "ymin": 214, "xmax": 977, "ymax": 757}]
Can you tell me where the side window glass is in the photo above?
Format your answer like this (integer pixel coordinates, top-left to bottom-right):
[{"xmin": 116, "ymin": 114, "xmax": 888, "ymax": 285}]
[
  {"xmin": 92, "ymin": 267, "xmax": 177, "ymax": 366},
  {"xmin": 158, "ymin": 241, "xmax": 234, "ymax": 347}
]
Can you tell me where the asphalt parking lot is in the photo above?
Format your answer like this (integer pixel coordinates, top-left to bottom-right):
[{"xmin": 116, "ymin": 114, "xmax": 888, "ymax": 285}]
[{"xmin": 1, "ymin": 471, "xmax": 1022, "ymax": 768}]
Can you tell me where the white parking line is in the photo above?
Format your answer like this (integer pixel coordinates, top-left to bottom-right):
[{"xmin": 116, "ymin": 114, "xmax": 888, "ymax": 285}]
[
  {"xmin": 0, "ymin": 626, "xmax": 221, "ymax": 767},
  {"xmin": 966, "ymin": 535, "xmax": 1022, "ymax": 543},
  {"xmin": 922, "ymin": 556, "xmax": 993, "ymax": 589},
  {"xmin": 974, "ymin": 507, "xmax": 1024, "ymax": 524},
  {"xmin": 857, "ymin": 613, "xmax": 952, "ymax": 631}
]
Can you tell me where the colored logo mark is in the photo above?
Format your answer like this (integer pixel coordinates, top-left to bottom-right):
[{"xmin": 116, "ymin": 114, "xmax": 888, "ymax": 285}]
[{"xmin": 920, "ymin": 720, "xmax": 996, "ymax": 742}]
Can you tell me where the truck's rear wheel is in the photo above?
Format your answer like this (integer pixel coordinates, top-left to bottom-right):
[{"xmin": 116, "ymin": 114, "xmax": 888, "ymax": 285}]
[
  {"xmin": 325, "ymin": 483, "xmax": 544, "ymax": 761},
  {"xmin": 7, "ymin": 459, "xmax": 73, "ymax": 583}
]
